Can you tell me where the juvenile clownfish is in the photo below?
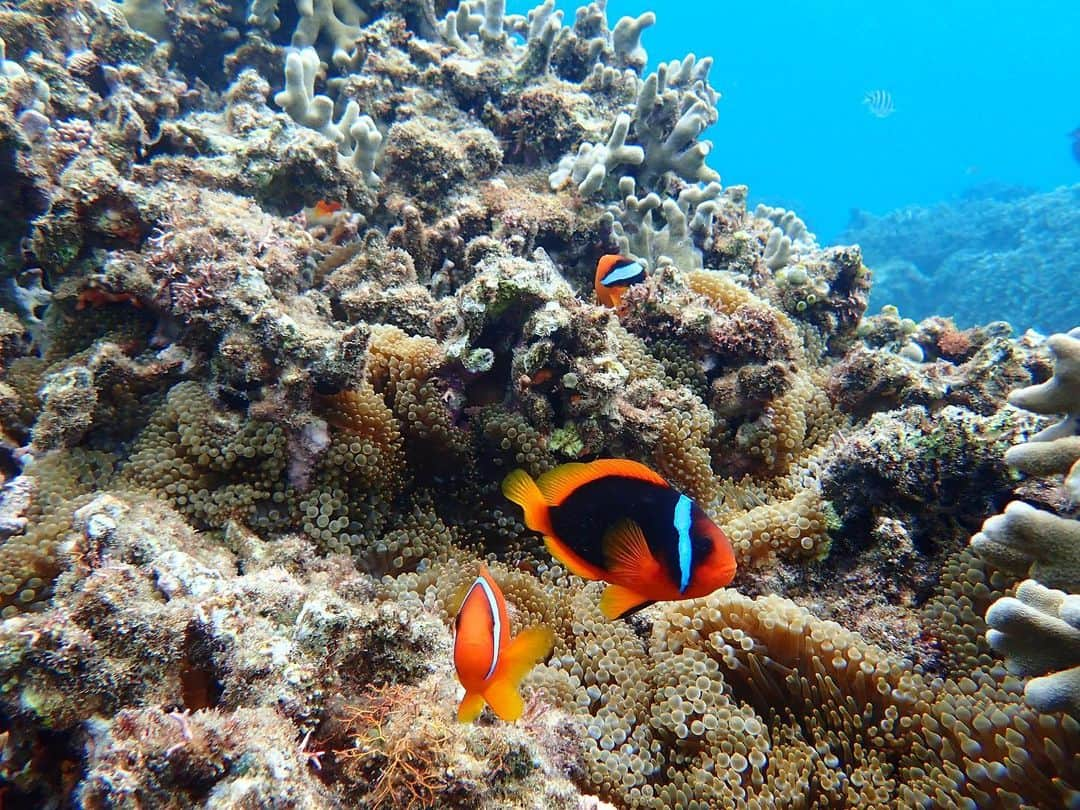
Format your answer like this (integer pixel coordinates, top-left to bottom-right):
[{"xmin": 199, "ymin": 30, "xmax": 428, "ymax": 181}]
[
  {"xmin": 502, "ymin": 459, "xmax": 737, "ymax": 620},
  {"xmin": 594, "ymin": 254, "xmax": 646, "ymax": 309},
  {"xmin": 303, "ymin": 200, "xmax": 346, "ymax": 227},
  {"xmin": 313, "ymin": 199, "xmax": 343, "ymax": 217},
  {"xmin": 453, "ymin": 565, "xmax": 554, "ymax": 722}
]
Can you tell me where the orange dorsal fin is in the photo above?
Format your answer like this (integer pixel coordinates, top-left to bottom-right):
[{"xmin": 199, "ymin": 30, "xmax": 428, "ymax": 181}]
[
  {"xmin": 483, "ymin": 625, "xmax": 553, "ymax": 721},
  {"xmin": 536, "ymin": 459, "xmax": 668, "ymax": 506},
  {"xmin": 501, "ymin": 469, "xmax": 552, "ymax": 535},
  {"xmin": 535, "ymin": 463, "xmax": 595, "ymax": 504},
  {"xmin": 599, "ymin": 584, "xmax": 654, "ymax": 620},
  {"xmin": 457, "ymin": 690, "xmax": 486, "ymax": 723}
]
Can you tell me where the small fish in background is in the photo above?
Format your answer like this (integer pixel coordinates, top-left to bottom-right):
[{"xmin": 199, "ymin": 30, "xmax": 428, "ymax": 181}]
[
  {"xmin": 863, "ymin": 89, "xmax": 895, "ymax": 118},
  {"xmin": 594, "ymin": 254, "xmax": 646, "ymax": 309},
  {"xmin": 1071, "ymin": 127, "xmax": 1080, "ymax": 164},
  {"xmin": 302, "ymin": 199, "xmax": 345, "ymax": 227},
  {"xmin": 502, "ymin": 459, "xmax": 737, "ymax": 620},
  {"xmin": 453, "ymin": 565, "xmax": 554, "ymax": 722}
]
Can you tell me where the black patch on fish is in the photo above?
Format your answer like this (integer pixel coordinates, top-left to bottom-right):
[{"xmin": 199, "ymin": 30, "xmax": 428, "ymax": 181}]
[
  {"xmin": 547, "ymin": 475, "xmax": 712, "ymax": 587},
  {"xmin": 600, "ymin": 258, "xmax": 646, "ymax": 288}
]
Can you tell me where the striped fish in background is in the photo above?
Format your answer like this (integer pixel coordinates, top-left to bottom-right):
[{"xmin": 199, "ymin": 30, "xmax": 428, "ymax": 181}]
[{"xmin": 863, "ymin": 89, "xmax": 895, "ymax": 118}]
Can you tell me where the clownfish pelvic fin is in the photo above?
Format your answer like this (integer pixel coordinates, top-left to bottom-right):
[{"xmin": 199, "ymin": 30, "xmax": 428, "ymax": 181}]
[
  {"xmin": 457, "ymin": 690, "xmax": 487, "ymax": 723},
  {"xmin": 599, "ymin": 584, "xmax": 655, "ymax": 620}
]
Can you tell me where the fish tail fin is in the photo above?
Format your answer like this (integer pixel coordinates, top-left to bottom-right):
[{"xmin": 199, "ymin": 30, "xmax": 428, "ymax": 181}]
[
  {"xmin": 457, "ymin": 690, "xmax": 487, "ymax": 723},
  {"xmin": 599, "ymin": 584, "xmax": 654, "ymax": 620},
  {"xmin": 501, "ymin": 469, "xmax": 552, "ymax": 535},
  {"xmin": 483, "ymin": 625, "xmax": 554, "ymax": 721}
]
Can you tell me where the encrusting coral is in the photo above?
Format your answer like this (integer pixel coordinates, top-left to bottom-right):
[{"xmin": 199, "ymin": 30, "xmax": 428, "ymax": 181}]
[{"xmin": 0, "ymin": 0, "xmax": 1077, "ymax": 807}]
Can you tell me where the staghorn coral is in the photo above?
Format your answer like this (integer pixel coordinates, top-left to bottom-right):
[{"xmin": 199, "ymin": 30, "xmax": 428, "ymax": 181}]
[
  {"xmin": 973, "ymin": 500, "xmax": 1080, "ymax": 592},
  {"xmin": 604, "ymin": 178, "xmax": 722, "ymax": 270},
  {"xmin": 273, "ymin": 45, "xmax": 384, "ymax": 184},
  {"xmin": 549, "ymin": 112, "xmax": 644, "ymax": 196}
]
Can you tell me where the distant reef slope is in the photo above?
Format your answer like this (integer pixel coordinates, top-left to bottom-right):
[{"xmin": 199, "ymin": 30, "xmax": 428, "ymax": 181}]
[{"xmin": 845, "ymin": 183, "xmax": 1080, "ymax": 334}]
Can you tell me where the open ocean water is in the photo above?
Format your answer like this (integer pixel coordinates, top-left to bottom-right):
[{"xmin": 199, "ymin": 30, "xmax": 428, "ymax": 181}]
[{"xmin": 510, "ymin": 0, "xmax": 1080, "ymax": 331}]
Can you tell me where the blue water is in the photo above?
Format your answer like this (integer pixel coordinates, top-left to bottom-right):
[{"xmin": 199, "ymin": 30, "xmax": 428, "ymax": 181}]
[{"xmin": 509, "ymin": 0, "xmax": 1080, "ymax": 244}]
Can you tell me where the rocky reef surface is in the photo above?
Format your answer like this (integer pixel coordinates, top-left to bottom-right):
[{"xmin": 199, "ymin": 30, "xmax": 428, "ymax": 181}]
[
  {"xmin": 845, "ymin": 182, "xmax": 1080, "ymax": 334},
  {"xmin": 0, "ymin": 1, "xmax": 1077, "ymax": 807}
]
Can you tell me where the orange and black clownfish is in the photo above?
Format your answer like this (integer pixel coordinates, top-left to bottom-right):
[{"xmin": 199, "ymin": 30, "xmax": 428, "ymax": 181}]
[
  {"xmin": 502, "ymin": 459, "xmax": 737, "ymax": 620},
  {"xmin": 594, "ymin": 254, "xmax": 646, "ymax": 309},
  {"xmin": 453, "ymin": 565, "xmax": 554, "ymax": 722}
]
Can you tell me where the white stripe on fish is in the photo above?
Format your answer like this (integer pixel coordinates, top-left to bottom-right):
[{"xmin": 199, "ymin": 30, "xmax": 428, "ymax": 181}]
[{"xmin": 863, "ymin": 89, "xmax": 895, "ymax": 118}]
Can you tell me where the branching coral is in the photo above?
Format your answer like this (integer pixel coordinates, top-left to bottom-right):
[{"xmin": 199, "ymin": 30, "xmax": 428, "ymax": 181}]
[
  {"xmin": 1003, "ymin": 329, "xmax": 1080, "ymax": 501},
  {"xmin": 985, "ymin": 579, "xmax": 1080, "ymax": 715},
  {"xmin": 547, "ymin": 48, "xmax": 718, "ymax": 209},
  {"xmin": 969, "ymin": 329, "xmax": 1080, "ymax": 716},
  {"xmin": 274, "ymin": 46, "xmax": 384, "ymax": 184}
]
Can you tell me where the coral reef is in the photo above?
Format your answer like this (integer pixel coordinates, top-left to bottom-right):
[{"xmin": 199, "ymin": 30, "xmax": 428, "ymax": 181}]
[
  {"xmin": 985, "ymin": 579, "xmax": 1080, "ymax": 715},
  {"xmin": 845, "ymin": 183, "xmax": 1080, "ymax": 333},
  {"xmin": 0, "ymin": 0, "xmax": 1076, "ymax": 807},
  {"xmin": 970, "ymin": 329, "xmax": 1080, "ymax": 716}
]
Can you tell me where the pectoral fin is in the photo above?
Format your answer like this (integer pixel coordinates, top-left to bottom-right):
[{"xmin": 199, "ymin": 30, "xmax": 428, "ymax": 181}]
[
  {"xmin": 480, "ymin": 624, "xmax": 553, "ymax": 722},
  {"xmin": 483, "ymin": 678, "xmax": 525, "ymax": 722},
  {"xmin": 601, "ymin": 518, "xmax": 652, "ymax": 576}
]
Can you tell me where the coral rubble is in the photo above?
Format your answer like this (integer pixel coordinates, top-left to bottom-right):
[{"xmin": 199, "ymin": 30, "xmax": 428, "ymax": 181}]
[{"xmin": 0, "ymin": 1, "xmax": 1076, "ymax": 807}]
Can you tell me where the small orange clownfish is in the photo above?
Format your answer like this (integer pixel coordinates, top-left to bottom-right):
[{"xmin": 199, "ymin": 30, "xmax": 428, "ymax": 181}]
[
  {"xmin": 303, "ymin": 200, "xmax": 346, "ymax": 227},
  {"xmin": 453, "ymin": 565, "xmax": 554, "ymax": 722},
  {"xmin": 594, "ymin": 254, "xmax": 646, "ymax": 309},
  {"xmin": 502, "ymin": 459, "xmax": 737, "ymax": 620}
]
